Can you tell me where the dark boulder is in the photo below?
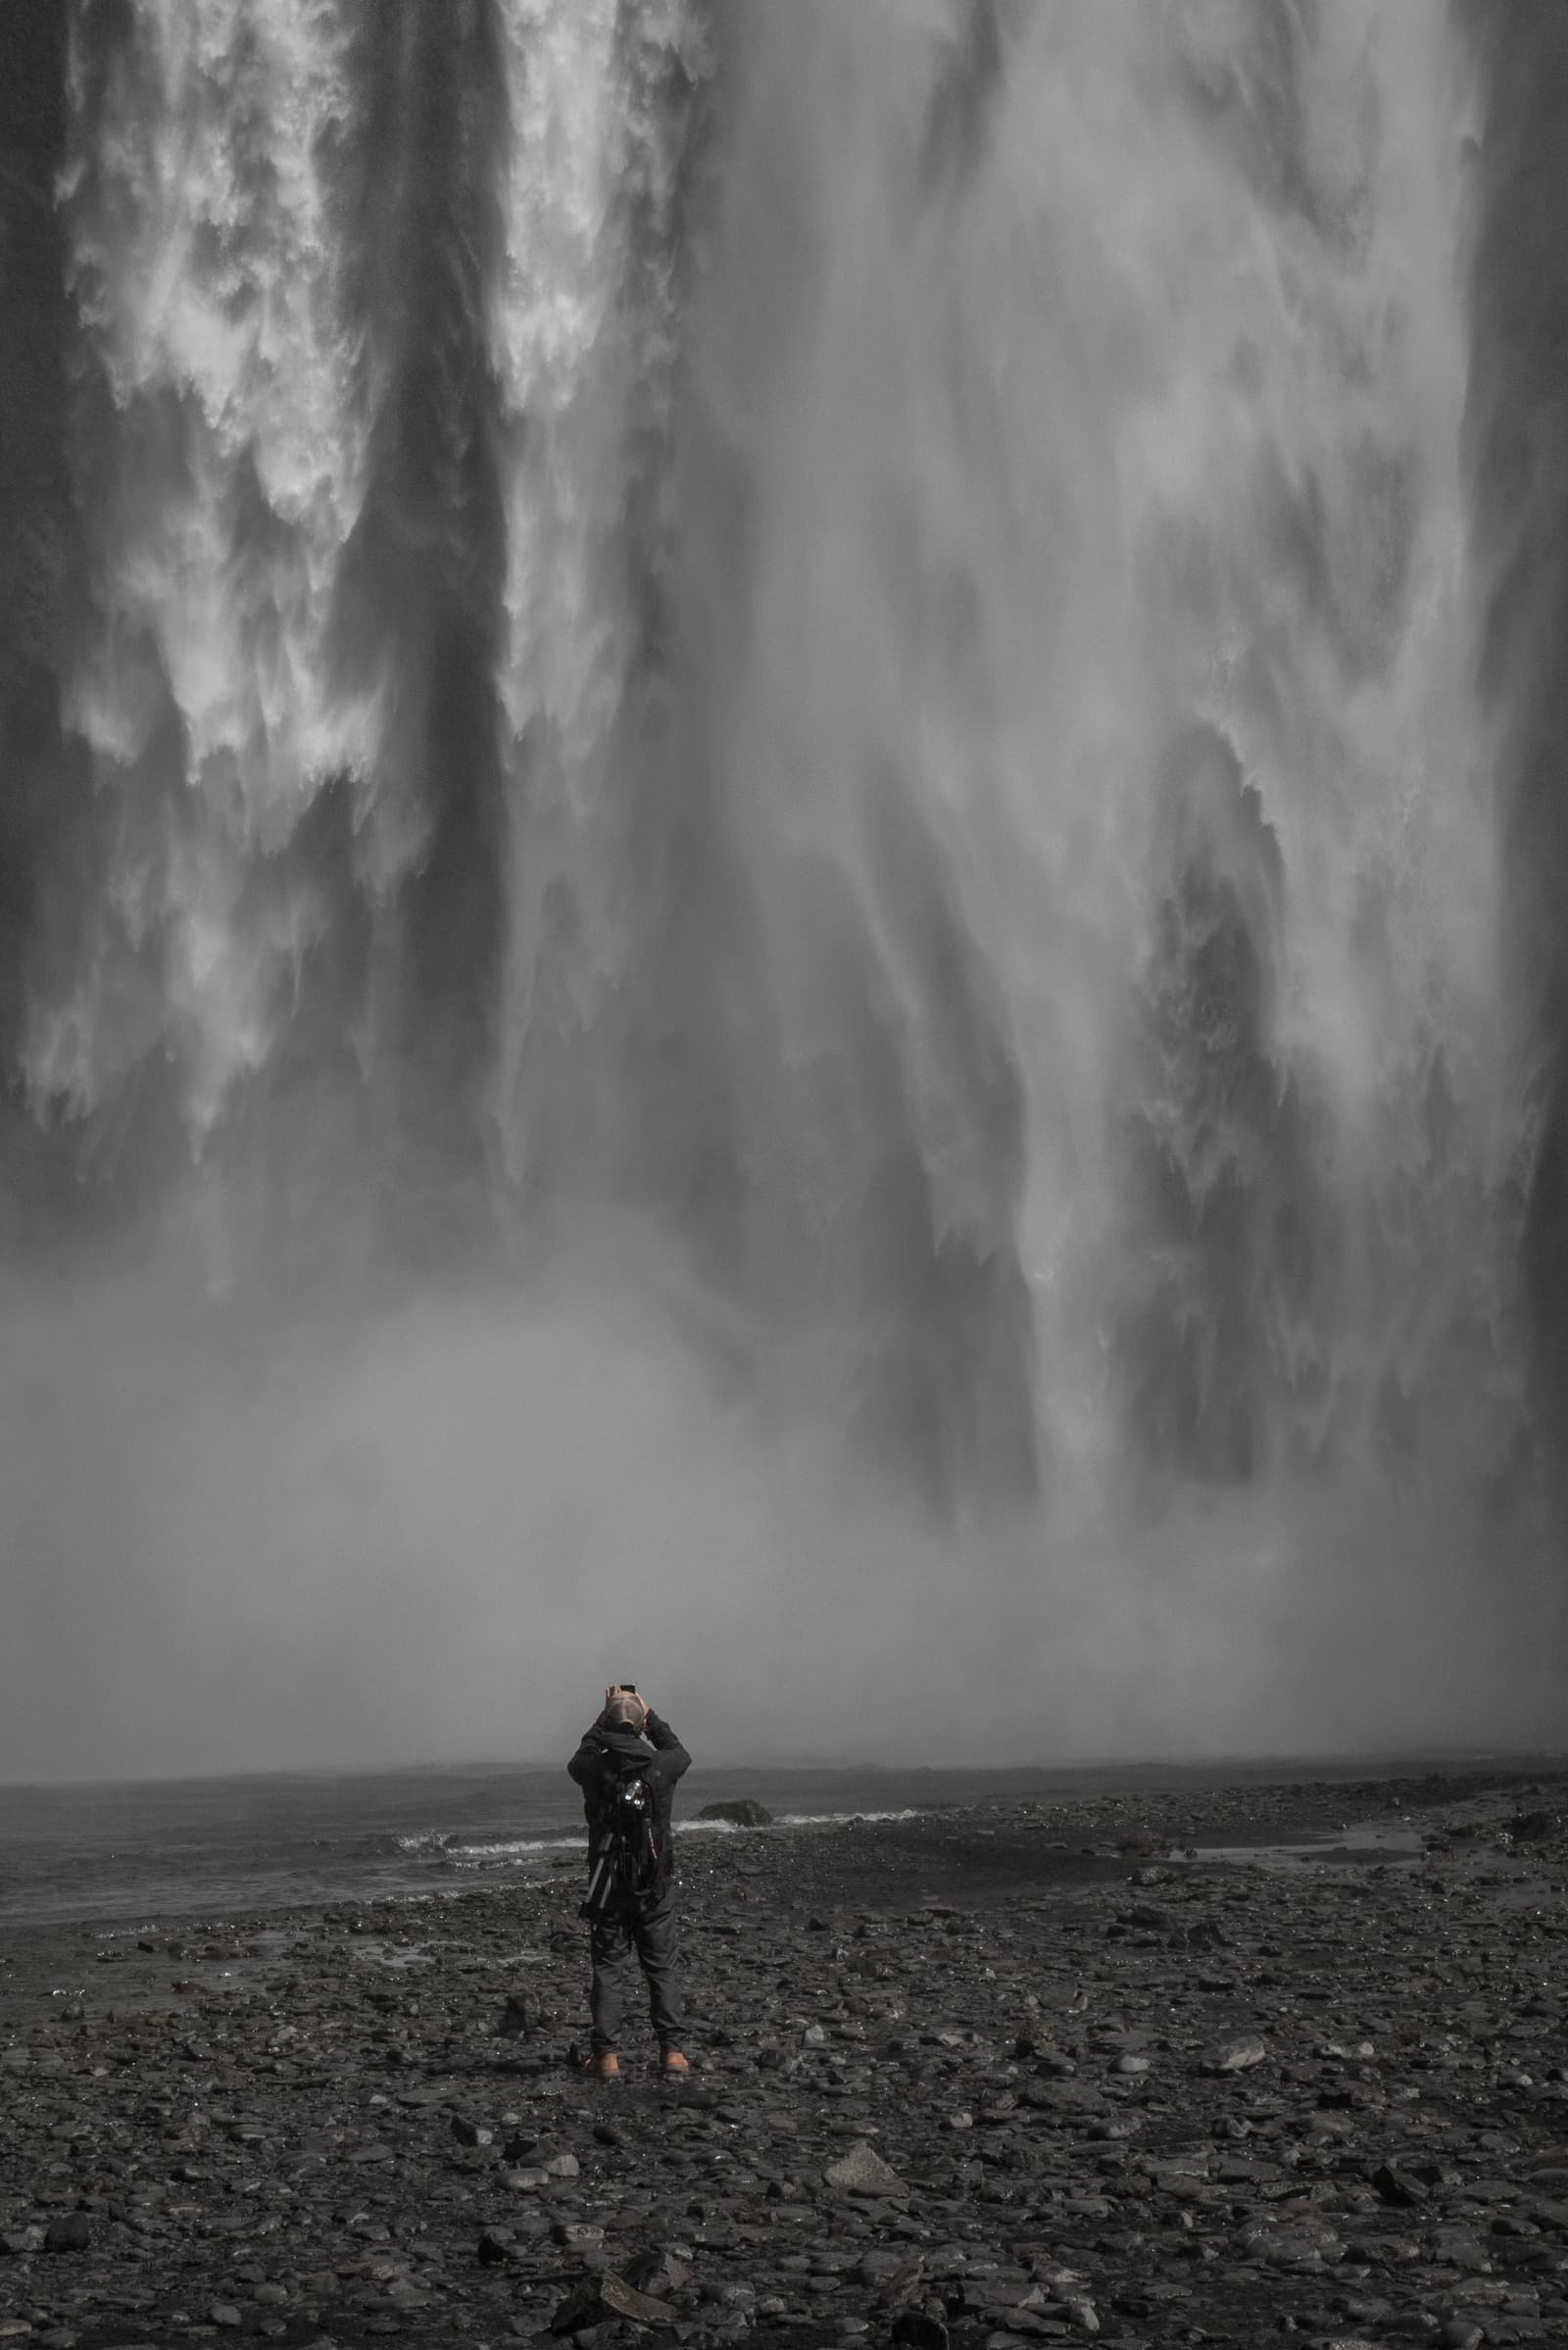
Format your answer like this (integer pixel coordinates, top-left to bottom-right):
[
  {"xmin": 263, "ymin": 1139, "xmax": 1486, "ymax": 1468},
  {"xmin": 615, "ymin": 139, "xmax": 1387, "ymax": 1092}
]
[{"xmin": 892, "ymin": 2313, "xmax": 950, "ymax": 2350}]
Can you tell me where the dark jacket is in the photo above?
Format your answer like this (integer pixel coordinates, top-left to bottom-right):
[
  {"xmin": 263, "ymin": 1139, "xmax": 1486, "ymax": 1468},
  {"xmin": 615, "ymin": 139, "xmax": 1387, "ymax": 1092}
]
[{"xmin": 568, "ymin": 1711, "xmax": 691, "ymax": 1887}]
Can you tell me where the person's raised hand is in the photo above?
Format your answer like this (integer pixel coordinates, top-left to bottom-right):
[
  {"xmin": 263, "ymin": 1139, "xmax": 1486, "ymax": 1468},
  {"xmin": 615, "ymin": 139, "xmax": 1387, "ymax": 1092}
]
[{"xmin": 603, "ymin": 1685, "xmax": 618, "ymax": 1714}]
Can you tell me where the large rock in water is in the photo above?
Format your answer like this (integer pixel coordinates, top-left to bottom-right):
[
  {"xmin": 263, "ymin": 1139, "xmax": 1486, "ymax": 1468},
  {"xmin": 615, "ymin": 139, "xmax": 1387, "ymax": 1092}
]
[{"xmin": 698, "ymin": 1798, "xmax": 773, "ymax": 1827}]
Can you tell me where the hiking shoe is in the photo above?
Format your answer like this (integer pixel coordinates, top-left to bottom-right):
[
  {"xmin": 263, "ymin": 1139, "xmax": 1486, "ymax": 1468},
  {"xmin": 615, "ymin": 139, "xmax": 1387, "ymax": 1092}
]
[
  {"xmin": 582, "ymin": 2050, "xmax": 619, "ymax": 2079},
  {"xmin": 659, "ymin": 2049, "xmax": 690, "ymax": 2075}
]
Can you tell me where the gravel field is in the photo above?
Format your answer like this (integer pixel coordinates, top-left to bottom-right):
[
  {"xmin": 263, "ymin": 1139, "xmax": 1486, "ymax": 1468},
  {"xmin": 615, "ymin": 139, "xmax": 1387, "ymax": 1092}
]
[{"xmin": 5, "ymin": 1769, "xmax": 1568, "ymax": 2350}]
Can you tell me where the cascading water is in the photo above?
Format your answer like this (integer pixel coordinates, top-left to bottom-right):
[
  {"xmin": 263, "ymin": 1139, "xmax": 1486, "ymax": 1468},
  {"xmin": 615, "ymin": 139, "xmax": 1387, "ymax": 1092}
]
[
  {"xmin": 489, "ymin": 0, "xmax": 710, "ymax": 1211},
  {"xmin": 0, "ymin": 0, "xmax": 1559, "ymax": 1775},
  {"xmin": 43, "ymin": 0, "xmax": 379, "ymax": 1138},
  {"xmin": 677, "ymin": 0, "xmax": 1519, "ymax": 1515}
]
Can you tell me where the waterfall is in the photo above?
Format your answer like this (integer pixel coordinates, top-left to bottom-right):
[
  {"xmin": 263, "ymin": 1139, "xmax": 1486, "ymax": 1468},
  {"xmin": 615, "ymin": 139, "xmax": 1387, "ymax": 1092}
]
[
  {"xmin": 679, "ymin": 0, "xmax": 1519, "ymax": 1512},
  {"xmin": 42, "ymin": 0, "xmax": 378, "ymax": 1138},
  {"xmin": 24, "ymin": 0, "xmax": 1531, "ymax": 1493},
  {"xmin": 489, "ymin": 0, "xmax": 710, "ymax": 1210},
  {"xmin": 0, "ymin": 0, "xmax": 1559, "ymax": 1774}
]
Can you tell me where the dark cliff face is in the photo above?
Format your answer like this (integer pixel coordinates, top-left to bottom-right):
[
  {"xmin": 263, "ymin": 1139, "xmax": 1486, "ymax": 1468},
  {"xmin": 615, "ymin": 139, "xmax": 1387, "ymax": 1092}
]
[
  {"xmin": 1464, "ymin": 0, "xmax": 1568, "ymax": 1464},
  {"xmin": 0, "ymin": 0, "xmax": 74, "ymax": 689},
  {"xmin": 0, "ymin": 0, "xmax": 81, "ymax": 1205}
]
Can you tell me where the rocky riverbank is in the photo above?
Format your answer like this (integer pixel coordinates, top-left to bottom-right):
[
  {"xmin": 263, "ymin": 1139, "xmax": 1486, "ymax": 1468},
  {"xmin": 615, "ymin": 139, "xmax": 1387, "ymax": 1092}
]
[{"xmin": 4, "ymin": 1769, "xmax": 1568, "ymax": 2350}]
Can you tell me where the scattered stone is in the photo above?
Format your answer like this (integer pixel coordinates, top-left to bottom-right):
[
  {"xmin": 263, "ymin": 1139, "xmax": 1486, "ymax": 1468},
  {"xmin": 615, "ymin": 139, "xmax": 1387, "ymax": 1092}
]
[
  {"xmin": 824, "ymin": 2140, "xmax": 906, "ymax": 2197},
  {"xmin": 497, "ymin": 1991, "xmax": 538, "ymax": 2037},
  {"xmin": 891, "ymin": 2314, "xmax": 950, "ymax": 2350},
  {"xmin": 553, "ymin": 2220, "xmax": 604, "ymax": 2250},
  {"xmin": 625, "ymin": 2248, "xmax": 692, "ymax": 2296},
  {"xmin": 42, "ymin": 2216, "xmax": 90, "ymax": 2254},
  {"xmin": 1207, "ymin": 2031, "xmax": 1268, "ymax": 2073},
  {"xmin": 1372, "ymin": 2158, "xmax": 1431, "ymax": 2206},
  {"xmin": 1510, "ymin": 1810, "xmax": 1559, "ymax": 1840},
  {"xmin": 550, "ymin": 2272, "xmax": 678, "ymax": 2333},
  {"xmin": 3, "ymin": 1765, "xmax": 1566, "ymax": 2349}
]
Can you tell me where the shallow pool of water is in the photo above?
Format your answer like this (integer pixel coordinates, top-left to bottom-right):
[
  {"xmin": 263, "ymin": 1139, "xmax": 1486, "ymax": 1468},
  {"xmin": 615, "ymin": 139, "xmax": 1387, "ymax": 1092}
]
[{"xmin": 1178, "ymin": 1821, "xmax": 1423, "ymax": 1870}]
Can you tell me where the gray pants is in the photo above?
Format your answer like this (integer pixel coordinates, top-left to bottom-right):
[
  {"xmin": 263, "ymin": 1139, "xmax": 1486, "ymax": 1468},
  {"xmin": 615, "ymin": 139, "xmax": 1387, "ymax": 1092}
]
[{"xmin": 589, "ymin": 1883, "xmax": 683, "ymax": 2054}]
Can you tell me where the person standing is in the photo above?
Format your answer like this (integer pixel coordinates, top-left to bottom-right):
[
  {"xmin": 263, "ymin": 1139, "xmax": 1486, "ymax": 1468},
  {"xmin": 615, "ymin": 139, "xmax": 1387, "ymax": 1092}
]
[{"xmin": 567, "ymin": 1686, "xmax": 691, "ymax": 2079}]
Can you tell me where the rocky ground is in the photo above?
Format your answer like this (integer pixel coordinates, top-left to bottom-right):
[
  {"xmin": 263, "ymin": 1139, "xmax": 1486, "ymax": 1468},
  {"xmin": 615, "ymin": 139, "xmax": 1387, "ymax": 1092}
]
[{"xmin": 5, "ymin": 1770, "xmax": 1568, "ymax": 2350}]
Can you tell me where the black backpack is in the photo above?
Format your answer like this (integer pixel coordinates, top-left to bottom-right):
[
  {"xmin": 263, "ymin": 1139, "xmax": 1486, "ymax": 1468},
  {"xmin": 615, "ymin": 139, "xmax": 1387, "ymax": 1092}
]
[{"xmin": 580, "ymin": 1752, "xmax": 661, "ymax": 1918}]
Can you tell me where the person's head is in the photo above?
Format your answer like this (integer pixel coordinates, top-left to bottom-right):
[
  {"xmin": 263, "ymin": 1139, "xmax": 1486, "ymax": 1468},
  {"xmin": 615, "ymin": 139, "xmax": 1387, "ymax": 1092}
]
[{"xmin": 600, "ymin": 1691, "xmax": 647, "ymax": 1736}]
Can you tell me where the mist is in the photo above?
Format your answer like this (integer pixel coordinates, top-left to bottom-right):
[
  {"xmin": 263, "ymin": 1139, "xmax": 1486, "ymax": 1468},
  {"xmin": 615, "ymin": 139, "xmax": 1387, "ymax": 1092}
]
[
  {"xmin": 0, "ymin": 1238, "xmax": 1559, "ymax": 1785},
  {"xmin": 3, "ymin": 0, "xmax": 1568, "ymax": 1786}
]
